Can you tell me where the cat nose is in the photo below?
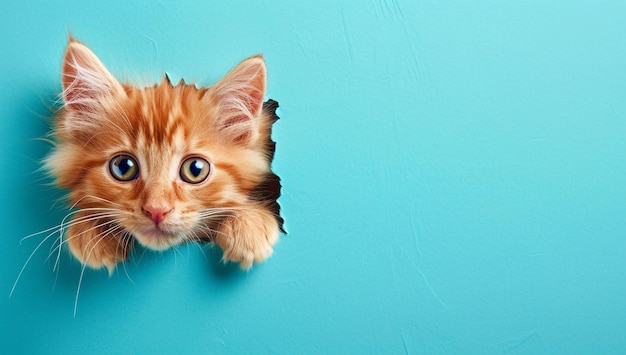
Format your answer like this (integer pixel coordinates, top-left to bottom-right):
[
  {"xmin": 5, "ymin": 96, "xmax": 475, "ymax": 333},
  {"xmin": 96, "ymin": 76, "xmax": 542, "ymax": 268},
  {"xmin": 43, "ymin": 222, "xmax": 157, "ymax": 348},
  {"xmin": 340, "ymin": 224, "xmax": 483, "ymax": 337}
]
[{"xmin": 142, "ymin": 205, "xmax": 172, "ymax": 225}]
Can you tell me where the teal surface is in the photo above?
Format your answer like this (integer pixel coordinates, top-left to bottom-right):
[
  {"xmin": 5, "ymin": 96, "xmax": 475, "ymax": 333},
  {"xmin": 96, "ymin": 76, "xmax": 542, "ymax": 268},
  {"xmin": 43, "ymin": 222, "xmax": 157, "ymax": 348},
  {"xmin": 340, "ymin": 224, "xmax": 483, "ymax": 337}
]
[{"xmin": 2, "ymin": 1, "xmax": 626, "ymax": 353}]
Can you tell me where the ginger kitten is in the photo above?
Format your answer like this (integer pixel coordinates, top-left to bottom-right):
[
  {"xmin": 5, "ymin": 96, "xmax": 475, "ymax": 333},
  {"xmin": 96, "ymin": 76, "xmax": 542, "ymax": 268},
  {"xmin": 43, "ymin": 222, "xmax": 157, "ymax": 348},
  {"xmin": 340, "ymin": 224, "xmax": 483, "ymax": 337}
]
[{"xmin": 45, "ymin": 37, "xmax": 284, "ymax": 272}]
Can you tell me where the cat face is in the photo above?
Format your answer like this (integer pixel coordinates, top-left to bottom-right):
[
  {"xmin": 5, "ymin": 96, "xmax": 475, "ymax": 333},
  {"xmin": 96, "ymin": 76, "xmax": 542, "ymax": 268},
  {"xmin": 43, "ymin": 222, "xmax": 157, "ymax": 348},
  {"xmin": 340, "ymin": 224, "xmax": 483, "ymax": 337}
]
[{"xmin": 46, "ymin": 37, "xmax": 283, "ymax": 271}]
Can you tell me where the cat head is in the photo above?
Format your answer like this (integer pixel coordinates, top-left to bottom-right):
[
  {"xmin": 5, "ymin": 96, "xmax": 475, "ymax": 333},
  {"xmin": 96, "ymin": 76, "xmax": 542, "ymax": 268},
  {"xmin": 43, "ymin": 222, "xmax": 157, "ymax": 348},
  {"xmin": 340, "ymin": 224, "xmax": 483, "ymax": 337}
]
[{"xmin": 46, "ymin": 37, "xmax": 281, "ymax": 255}]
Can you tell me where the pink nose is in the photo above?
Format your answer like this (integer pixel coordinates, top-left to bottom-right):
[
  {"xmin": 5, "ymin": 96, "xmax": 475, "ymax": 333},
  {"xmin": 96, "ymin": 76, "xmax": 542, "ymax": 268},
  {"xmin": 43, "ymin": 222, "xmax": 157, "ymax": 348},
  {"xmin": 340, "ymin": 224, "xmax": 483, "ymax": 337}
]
[{"xmin": 142, "ymin": 205, "xmax": 172, "ymax": 225}]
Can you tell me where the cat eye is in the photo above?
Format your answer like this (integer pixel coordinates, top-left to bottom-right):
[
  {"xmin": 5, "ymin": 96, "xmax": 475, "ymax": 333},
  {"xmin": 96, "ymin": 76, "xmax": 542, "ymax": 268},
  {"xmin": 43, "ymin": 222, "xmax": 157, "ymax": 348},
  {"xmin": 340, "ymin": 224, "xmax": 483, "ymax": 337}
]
[
  {"xmin": 180, "ymin": 157, "xmax": 210, "ymax": 184},
  {"xmin": 109, "ymin": 154, "xmax": 140, "ymax": 181}
]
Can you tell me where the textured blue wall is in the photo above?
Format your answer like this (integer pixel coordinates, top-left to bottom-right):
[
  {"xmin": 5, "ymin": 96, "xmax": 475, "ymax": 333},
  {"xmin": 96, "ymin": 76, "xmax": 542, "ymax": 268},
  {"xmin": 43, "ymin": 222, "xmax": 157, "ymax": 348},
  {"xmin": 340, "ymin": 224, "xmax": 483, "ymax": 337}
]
[{"xmin": 2, "ymin": 1, "xmax": 626, "ymax": 353}]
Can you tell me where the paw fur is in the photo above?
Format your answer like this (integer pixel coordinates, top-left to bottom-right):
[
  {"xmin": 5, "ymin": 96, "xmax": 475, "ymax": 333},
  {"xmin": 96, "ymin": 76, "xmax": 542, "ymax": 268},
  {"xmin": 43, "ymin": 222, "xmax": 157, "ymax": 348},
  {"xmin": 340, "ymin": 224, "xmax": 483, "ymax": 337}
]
[
  {"xmin": 214, "ymin": 208, "xmax": 279, "ymax": 269},
  {"xmin": 66, "ymin": 212, "xmax": 130, "ymax": 274}
]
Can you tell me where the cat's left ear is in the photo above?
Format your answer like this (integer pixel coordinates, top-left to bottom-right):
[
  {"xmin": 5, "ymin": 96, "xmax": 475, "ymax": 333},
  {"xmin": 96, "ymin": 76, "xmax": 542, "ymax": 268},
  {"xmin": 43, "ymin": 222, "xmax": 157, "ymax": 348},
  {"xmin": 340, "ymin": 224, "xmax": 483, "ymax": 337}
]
[
  {"xmin": 61, "ymin": 37, "xmax": 125, "ymax": 111},
  {"xmin": 209, "ymin": 55, "xmax": 266, "ymax": 144}
]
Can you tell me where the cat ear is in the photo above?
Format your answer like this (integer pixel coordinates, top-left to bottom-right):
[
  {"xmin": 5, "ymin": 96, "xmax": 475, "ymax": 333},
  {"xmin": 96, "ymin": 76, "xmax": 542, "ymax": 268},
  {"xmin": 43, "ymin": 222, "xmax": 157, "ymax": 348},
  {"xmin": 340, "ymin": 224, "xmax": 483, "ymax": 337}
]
[
  {"xmin": 61, "ymin": 36, "xmax": 125, "ymax": 111},
  {"xmin": 210, "ymin": 55, "xmax": 266, "ymax": 144}
]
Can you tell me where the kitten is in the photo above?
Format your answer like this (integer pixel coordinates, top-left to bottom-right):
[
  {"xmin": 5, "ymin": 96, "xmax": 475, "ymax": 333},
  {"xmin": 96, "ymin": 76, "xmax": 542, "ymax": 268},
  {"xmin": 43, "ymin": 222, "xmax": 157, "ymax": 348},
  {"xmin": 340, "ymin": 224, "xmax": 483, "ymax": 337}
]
[{"xmin": 45, "ymin": 37, "xmax": 284, "ymax": 273}]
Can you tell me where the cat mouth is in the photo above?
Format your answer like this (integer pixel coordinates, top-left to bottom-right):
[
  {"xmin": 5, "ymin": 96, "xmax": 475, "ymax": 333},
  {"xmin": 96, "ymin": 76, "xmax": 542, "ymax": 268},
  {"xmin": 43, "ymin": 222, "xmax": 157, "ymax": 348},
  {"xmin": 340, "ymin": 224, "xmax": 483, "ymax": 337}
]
[
  {"xmin": 142, "ymin": 226, "xmax": 173, "ymax": 238},
  {"xmin": 132, "ymin": 225, "xmax": 181, "ymax": 250}
]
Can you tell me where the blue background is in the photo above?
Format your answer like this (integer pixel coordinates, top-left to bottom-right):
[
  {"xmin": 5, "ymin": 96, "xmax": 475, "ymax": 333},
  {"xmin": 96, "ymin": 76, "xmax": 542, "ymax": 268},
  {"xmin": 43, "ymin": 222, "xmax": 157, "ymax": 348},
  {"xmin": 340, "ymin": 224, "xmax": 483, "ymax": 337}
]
[{"xmin": 2, "ymin": 1, "xmax": 626, "ymax": 353}]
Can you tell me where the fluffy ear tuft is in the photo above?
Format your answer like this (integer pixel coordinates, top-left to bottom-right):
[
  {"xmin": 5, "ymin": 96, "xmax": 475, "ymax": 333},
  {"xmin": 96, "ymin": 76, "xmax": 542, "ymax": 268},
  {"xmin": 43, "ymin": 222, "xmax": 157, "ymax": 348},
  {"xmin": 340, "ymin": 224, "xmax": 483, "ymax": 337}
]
[
  {"xmin": 210, "ymin": 55, "xmax": 266, "ymax": 144},
  {"xmin": 61, "ymin": 37, "xmax": 125, "ymax": 111}
]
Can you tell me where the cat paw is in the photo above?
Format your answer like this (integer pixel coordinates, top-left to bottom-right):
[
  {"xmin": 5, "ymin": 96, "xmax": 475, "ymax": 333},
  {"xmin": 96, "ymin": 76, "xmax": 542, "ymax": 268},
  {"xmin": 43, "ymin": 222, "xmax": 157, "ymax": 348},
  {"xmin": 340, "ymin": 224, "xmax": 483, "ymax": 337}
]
[
  {"xmin": 214, "ymin": 208, "xmax": 280, "ymax": 269},
  {"xmin": 66, "ymin": 213, "xmax": 130, "ymax": 274}
]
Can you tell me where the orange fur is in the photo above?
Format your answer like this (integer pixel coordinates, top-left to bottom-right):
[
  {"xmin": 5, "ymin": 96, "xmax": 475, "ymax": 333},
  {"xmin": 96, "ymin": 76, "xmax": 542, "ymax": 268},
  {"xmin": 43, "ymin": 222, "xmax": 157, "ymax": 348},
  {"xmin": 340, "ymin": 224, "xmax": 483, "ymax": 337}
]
[{"xmin": 47, "ymin": 37, "xmax": 283, "ymax": 272}]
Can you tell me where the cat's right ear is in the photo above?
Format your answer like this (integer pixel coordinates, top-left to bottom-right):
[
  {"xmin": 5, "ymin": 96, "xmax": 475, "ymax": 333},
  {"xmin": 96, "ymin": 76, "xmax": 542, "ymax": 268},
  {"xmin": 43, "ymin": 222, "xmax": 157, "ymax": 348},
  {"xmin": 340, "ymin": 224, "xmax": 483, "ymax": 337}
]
[
  {"xmin": 61, "ymin": 37, "xmax": 125, "ymax": 111},
  {"xmin": 209, "ymin": 55, "xmax": 266, "ymax": 145}
]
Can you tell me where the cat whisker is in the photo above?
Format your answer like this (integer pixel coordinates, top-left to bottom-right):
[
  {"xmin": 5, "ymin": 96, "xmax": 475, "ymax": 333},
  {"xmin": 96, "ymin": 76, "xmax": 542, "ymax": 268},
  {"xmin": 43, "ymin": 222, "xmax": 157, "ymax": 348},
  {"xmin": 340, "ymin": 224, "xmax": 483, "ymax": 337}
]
[
  {"xmin": 46, "ymin": 212, "xmax": 121, "ymax": 248},
  {"xmin": 20, "ymin": 209, "xmax": 121, "ymax": 244},
  {"xmin": 180, "ymin": 228, "xmax": 207, "ymax": 250},
  {"xmin": 199, "ymin": 205, "xmax": 281, "ymax": 219},
  {"xmin": 10, "ymin": 226, "xmax": 64, "ymax": 297},
  {"xmin": 190, "ymin": 228, "xmax": 206, "ymax": 243},
  {"xmin": 74, "ymin": 224, "xmax": 122, "ymax": 317},
  {"xmin": 189, "ymin": 231, "xmax": 209, "ymax": 260},
  {"xmin": 196, "ymin": 214, "xmax": 234, "ymax": 223},
  {"xmin": 75, "ymin": 222, "xmax": 126, "ymax": 306},
  {"xmin": 119, "ymin": 232, "xmax": 135, "ymax": 285},
  {"xmin": 19, "ymin": 211, "xmax": 107, "ymax": 244},
  {"xmin": 196, "ymin": 209, "xmax": 234, "ymax": 216},
  {"xmin": 54, "ymin": 212, "xmax": 123, "ymax": 265},
  {"xmin": 139, "ymin": 246, "xmax": 149, "ymax": 264},
  {"xmin": 72, "ymin": 194, "xmax": 124, "ymax": 208},
  {"xmin": 194, "ymin": 221, "xmax": 232, "ymax": 240},
  {"xmin": 12, "ymin": 212, "xmax": 121, "ymax": 297},
  {"xmin": 173, "ymin": 245, "xmax": 183, "ymax": 260},
  {"xmin": 48, "ymin": 214, "xmax": 122, "ymax": 271},
  {"xmin": 51, "ymin": 216, "xmax": 121, "ymax": 254}
]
